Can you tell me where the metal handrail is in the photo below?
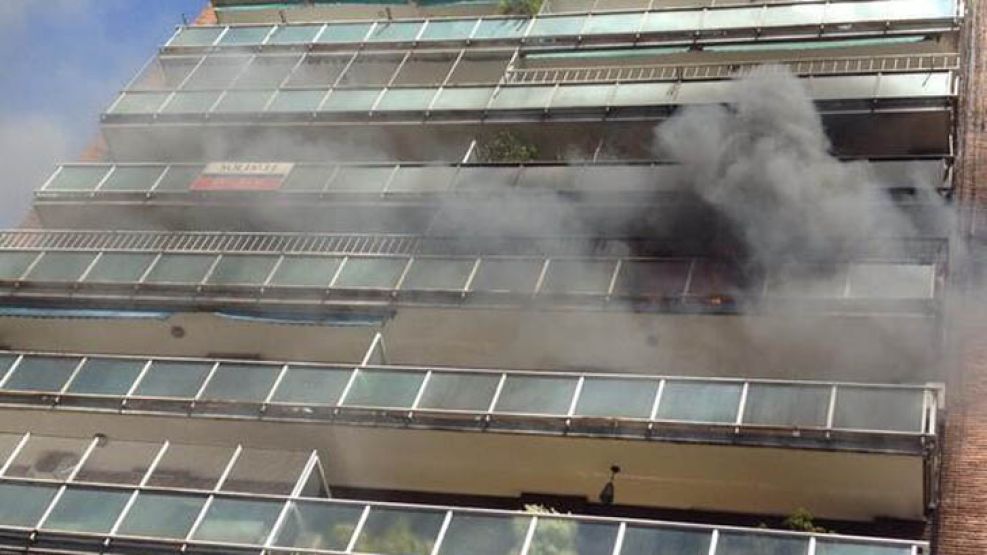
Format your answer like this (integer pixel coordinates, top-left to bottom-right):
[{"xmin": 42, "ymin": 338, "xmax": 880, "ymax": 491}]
[{"xmin": 506, "ymin": 53, "xmax": 961, "ymax": 85}]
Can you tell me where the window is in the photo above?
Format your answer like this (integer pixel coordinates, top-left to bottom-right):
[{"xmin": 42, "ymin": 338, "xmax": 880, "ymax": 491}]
[
  {"xmin": 99, "ymin": 166, "xmax": 165, "ymax": 192},
  {"xmin": 376, "ymin": 88, "xmax": 436, "ymax": 112},
  {"xmin": 213, "ymin": 90, "xmax": 273, "ymax": 113},
  {"xmin": 494, "ymin": 375, "xmax": 578, "ymax": 415},
  {"xmin": 143, "ymin": 254, "xmax": 216, "ymax": 284},
  {"xmin": 232, "ymin": 56, "xmax": 299, "ymax": 88},
  {"xmin": 2, "ymin": 356, "xmax": 81, "ymax": 392},
  {"xmin": 281, "ymin": 166, "xmax": 334, "ymax": 192},
  {"xmin": 317, "ymin": 22, "xmax": 372, "ymax": 44},
  {"xmin": 82, "ymin": 253, "xmax": 156, "ymax": 284},
  {"xmin": 274, "ymin": 501, "xmax": 363, "ymax": 550},
  {"xmin": 218, "ymin": 26, "xmax": 273, "ymax": 45},
  {"xmin": 206, "ymin": 255, "xmax": 279, "ymax": 287},
  {"xmin": 366, "ymin": 21, "xmax": 423, "ymax": 43},
  {"xmin": 0, "ymin": 483, "xmax": 58, "ymax": 527},
  {"xmin": 540, "ymin": 260, "xmax": 616, "ymax": 295},
  {"xmin": 656, "ymin": 381, "xmax": 743, "ymax": 424},
  {"xmin": 619, "ymin": 525, "xmax": 712, "ymax": 555},
  {"xmin": 222, "ymin": 447, "xmax": 310, "ymax": 495},
  {"xmin": 418, "ymin": 372, "xmax": 499, "ymax": 412},
  {"xmin": 42, "ymin": 488, "xmax": 130, "ymax": 533},
  {"xmin": 326, "ymin": 166, "xmax": 394, "ymax": 193},
  {"xmin": 743, "ymin": 384, "xmax": 830, "ymax": 428},
  {"xmin": 0, "ymin": 252, "xmax": 39, "ymax": 280},
  {"xmin": 833, "ymin": 387, "xmax": 924, "ymax": 433},
  {"xmin": 614, "ymin": 260, "xmax": 691, "ymax": 298},
  {"xmin": 161, "ymin": 91, "xmax": 222, "ymax": 114},
  {"xmin": 169, "ymin": 27, "xmax": 223, "ymax": 47},
  {"xmin": 401, "ymin": 258, "xmax": 473, "ymax": 291},
  {"xmin": 269, "ymin": 90, "xmax": 328, "ymax": 112},
  {"xmin": 574, "ymin": 378, "xmax": 657, "ymax": 419},
  {"xmin": 117, "ymin": 492, "xmax": 207, "ymax": 539},
  {"xmin": 154, "ymin": 165, "xmax": 203, "ymax": 191},
  {"xmin": 321, "ymin": 89, "xmax": 382, "ymax": 112},
  {"xmin": 268, "ymin": 256, "xmax": 342, "ymax": 288},
  {"xmin": 24, "ymin": 252, "xmax": 97, "ymax": 282},
  {"xmin": 392, "ymin": 52, "xmax": 457, "ymax": 86},
  {"xmin": 388, "ymin": 167, "xmax": 458, "ymax": 194},
  {"xmin": 470, "ymin": 258, "xmax": 543, "ymax": 293},
  {"xmin": 192, "ymin": 497, "xmax": 283, "ymax": 544},
  {"xmin": 271, "ymin": 366, "xmax": 351, "ymax": 405},
  {"xmin": 814, "ymin": 541, "xmax": 912, "ymax": 555},
  {"xmin": 334, "ymin": 257, "xmax": 406, "ymax": 289},
  {"xmin": 715, "ymin": 532, "xmax": 808, "ymax": 555},
  {"xmin": 110, "ymin": 92, "xmax": 170, "ymax": 114},
  {"xmin": 353, "ymin": 507, "xmax": 445, "ymax": 555},
  {"xmin": 528, "ymin": 518, "xmax": 618, "ymax": 555},
  {"xmin": 421, "ymin": 19, "xmax": 478, "ymax": 41},
  {"xmin": 45, "ymin": 166, "xmax": 109, "ymax": 191},
  {"xmin": 268, "ymin": 25, "xmax": 323, "ymax": 45},
  {"xmin": 147, "ymin": 444, "xmax": 235, "ymax": 490},
  {"xmin": 285, "ymin": 54, "xmax": 351, "ymax": 87},
  {"xmin": 343, "ymin": 369, "xmax": 424, "ymax": 408},
  {"xmin": 437, "ymin": 513, "xmax": 529, "ymax": 555},
  {"xmin": 200, "ymin": 363, "xmax": 279, "ymax": 403},
  {"xmin": 132, "ymin": 360, "xmax": 213, "ymax": 398},
  {"xmin": 65, "ymin": 358, "xmax": 145, "ymax": 396}
]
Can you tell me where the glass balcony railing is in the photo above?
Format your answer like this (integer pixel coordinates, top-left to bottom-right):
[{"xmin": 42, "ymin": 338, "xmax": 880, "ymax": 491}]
[
  {"xmin": 35, "ymin": 160, "xmax": 946, "ymax": 196},
  {"xmin": 0, "ymin": 467, "xmax": 929, "ymax": 555},
  {"xmin": 0, "ymin": 352, "xmax": 941, "ymax": 453},
  {"xmin": 0, "ymin": 248, "xmax": 939, "ymax": 311},
  {"xmin": 165, "ymin": 0, "xmax": 957, "ymax": 51},
  {"xmin": 103, "ymin": 71, "xmax": 953, "ymax": 121}
]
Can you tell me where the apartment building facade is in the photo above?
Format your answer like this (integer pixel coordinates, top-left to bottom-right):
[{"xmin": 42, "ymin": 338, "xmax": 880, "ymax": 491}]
[{"xmin": 0, "ymin": 0, "xmax": 974, "ymax": 553}]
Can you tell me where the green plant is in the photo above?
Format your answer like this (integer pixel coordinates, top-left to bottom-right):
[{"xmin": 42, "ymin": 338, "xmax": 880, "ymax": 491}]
[
  {"xmin": 783, "ymin": 508, "xmax": 829, "ymax": 533},
  {"xmin": 499, "ymin": 0, "xmax": 544, "ymax": 16},
  {"xmin": 517, "ymin": 505, "xmax": 579, "ymax": 555},
  {"xmin": 477, "ymin": 131, "xmax": 540, "ymax": 162}
]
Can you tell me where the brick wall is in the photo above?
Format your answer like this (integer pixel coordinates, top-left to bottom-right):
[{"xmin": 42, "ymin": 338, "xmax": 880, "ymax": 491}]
[{"xmin": 935, "ymin": 1, "xmax": 987, "ymax": 553}]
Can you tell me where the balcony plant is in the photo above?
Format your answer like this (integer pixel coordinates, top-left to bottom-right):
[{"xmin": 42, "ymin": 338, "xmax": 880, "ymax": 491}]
[
  {"xmin": 499, "ymin": 0, "xmax": 544, "ymax": 16},
  {"xmin": 477, "ymin": 131, "xmax": 540, "ymax": 163}
]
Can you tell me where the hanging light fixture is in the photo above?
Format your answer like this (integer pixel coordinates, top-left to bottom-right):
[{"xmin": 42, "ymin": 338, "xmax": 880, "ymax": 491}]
[{"xmin": 598, "ymin": 465, "xmax": 621, "ymax": 506}]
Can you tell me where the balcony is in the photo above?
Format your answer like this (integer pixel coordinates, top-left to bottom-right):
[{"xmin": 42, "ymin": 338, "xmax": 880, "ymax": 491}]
[
  {"xmin": 168, "ymin": 1, "xmax": 959, "ymax": 52},
  {"xmin": 0, "ymin": 354, "xmax": 942, "ymax": 521},
  {"xmin": 30, "ymin": 160, "xmax": 950, "ymax": 232}
]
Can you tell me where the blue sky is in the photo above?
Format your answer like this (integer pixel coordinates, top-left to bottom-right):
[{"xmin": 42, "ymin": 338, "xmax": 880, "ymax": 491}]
[{"xmin": 0, "ymin": 0, "xmax": 206, "ymax": 226}]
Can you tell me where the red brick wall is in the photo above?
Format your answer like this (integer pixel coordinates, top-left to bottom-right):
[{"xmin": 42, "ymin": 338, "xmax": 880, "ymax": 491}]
[{"xmin": 935, "ymin": 2, "xmax": 987, "ymax": 553}]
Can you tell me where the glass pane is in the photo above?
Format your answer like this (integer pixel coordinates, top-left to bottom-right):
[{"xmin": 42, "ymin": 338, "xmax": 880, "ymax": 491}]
[
  {"xmin": 552, "ymin": 84, "xmax": 613, "ymax": 108},
  {"xmin": 233, "ymin": 56, "xmax": 298, "ymax": 88},
  {"xmin": 656, "ymin": 381, "xmax": 743, "ymax": 423},
  {"xmin": 269, "ymin": 90, "xmax": 327, "ymax": 112},
  {"xmin": 192, "ymin": 497, "xmax": 282, "ymax": 544},
  {"xmin": 418, "ymin": 373, "xmax": 499, "ymax": 412},
  {"xmin": 614, "ymin": 260, "xmax": 691, "ymax": 297},
  {"xmin": 495, "ymin": 375, "xmax": 577, "ymax": 415},
  {"xmin": 214, "ymin": 90, "xmax": 272, "ymax": 113},
  {"xmin": 0, "ymin": 483, "xmax": 58, "ymax": 527},
  {"xmin": 74, "ymin": 439, "xmax": 160, "ymax": 485},
  {"xmin": 328, "ymin": 166, "xmax": 394, "ymax": 193},
  {"xmin": 133, "ymin": 360, "xmax": 213, "ymax": 398},
  {"xmin": 46, "ymin": 166, "xmax": 109, "ymax": 191},
  {"xmin": 321, "ymin": 89, "xmax": 381, "ymax": 112},
  {"xmin": 401, "ymin": 258, "xmax": 473, "ymax": 291},
  {"xmin": 620, "ymin": 525, "xmax": 711, "ymax": 555},
  {"xmin": 421, "ymin": 19, "xmax": 478, "ymax": 41},
  {"xmin": 432, "ymin": 87, "xmax": 493, "ymax": 110},
  {"xmin": 354, "ymin": 507, "xmax": 445, "ymax": 555},
  {"xmin": 833, "ymin": 387, "xmax": 924, "ymax": 433},
  {"xmin": 143, "ymin": 254, "xmax": 216, "ymax": 284},
  {"xmin": 206, "ymin": 255, "xmax": 278, "ymax": 286},
  {"xmin": 170, "ymin": 27, "xmax": 223, "ymax": 47},
  {"xmin": 3, "ymin": 356, "xmax": 80, "ymax": 392},
  {"xmin": 376, "ymin": 88, "xmax": 436, "ymax": 112},
  {"xmin": 387, "ymin": 167, "xmax": 457, "ymax": 193},
  {"xmin": 110, "ymin": 92, "xmax": 170, "ymax": 114},
  {"xmin": 367, "ymin": 21, "xmax": 423, "ymax": 42},
  {"xmin": 318, "ymin": 22, "xmax": 373, "ymax": 43},
  {"xmin": 847, "ymin": 264, "xmax": 934, "ymax": 299},
  {"xmin": 201, "ymin": 363, "xmax": 279, "ymax": 402},
  {"xmin": 473, "ymin": 18, "xmax": 529, "ymax": 40},
  {"xmin": 0, "ymin": 428, "xmax": 22, "ymax": 465},
  {"xmin": 275, "ymin": 502, "xmax": 363, "ymax": 550},
  {"xmin": 574, "ymin": 378, "xmax": 657, "ymax": 419},
  {"xmin": 219, "ymin": 25, "xmax": 273, "ymax": 45},
  {"xmin": 268, "ymin": 25, "xmax": 322, "ymax": 44},
  {"xmin": 489, "ymin": 86, "xmax": 553, "ymax": 110},
  {"xmin": 438, "ymin": 513, "xmax": 529, "ymax": 555},
  {"xmin": 272, "ymin": 366, "xmax": 351, "ymax": 405},
  {"xmin": 343, "ymin": 370, "xmax": 424, "ymax": 408},
  {"xmin": 640, "ymin": 11, "xmax": 702, "ymax": 33},
  {"xmin": 155, "ymin": 165, "xmax": 203, "ymax": 191},
  {"xmin": 529, "ymin": 15, "xmax": 585, "ymax": 37},
  {"xmin": 43, "ymin": 488, "xmax": 130, "ymax": 533},
  {"xmin": 716, "ymin": 532, "xmax": 808, "ymax": 555},
  {"xmin": 334, "ymin": 257, "xmax": 406, "ymax": 289},
  {"xmin": 83, "ymin": 253, "xmax": 156, "ymax": 283},
  {"xmin": 147, "ymin": 444, "xmax": 235, "ymax": 490},
  {"xmin": 815, "ymin": 541, "xmax": 911, "ymax": 555},
  {"xmin": 584, "ymin": 12, "xmax": 643, "ymax": 34},
  {"xmin": 25, "ymin": 252, "xmax": 96, "ymax": 282},
  {"xmin": 743, "ymin": 384, "xmax": 830, "ymax": 428},
  {"xmin": 4, "ymin": 436, "xmax": 89, "ymax": 480},
  {"xmin": 117, "ymin": 492, "xmax": 207, "ymax": 539},
  {"xmin": 268, "ymin": 256, "xmax": 342, "ymax": 288},
  {"xmin": 471, "ymin": 258, "xmax": 543, "ymax": 293},
  {"xmin": 161, "ymin": 91, "xmax": 222, "ymax": 114},
  {"xmin": 528, "ymin": 518, "xmax": 618, "ymax": 555},
  {"xmin": 66, "ymin": 358, "xmax": 145, "ymax": 396},
  {"xmin": 540, "ymin": 260, "xmax": 615, "ymax": 295},
  {"xmin": 223, "ymin": 447, "xmax": 310, "ymax": 495},
  {"xmin": 282, "ymin": 166, "xmax": 333, "ymax": 192},
  {"xmin": 0, "ymin": 252, "xmax": 39, "ymax": 280},
  {"xmin": 99, "ymin": 166, "xmax": 165, "ymax": 192}
]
